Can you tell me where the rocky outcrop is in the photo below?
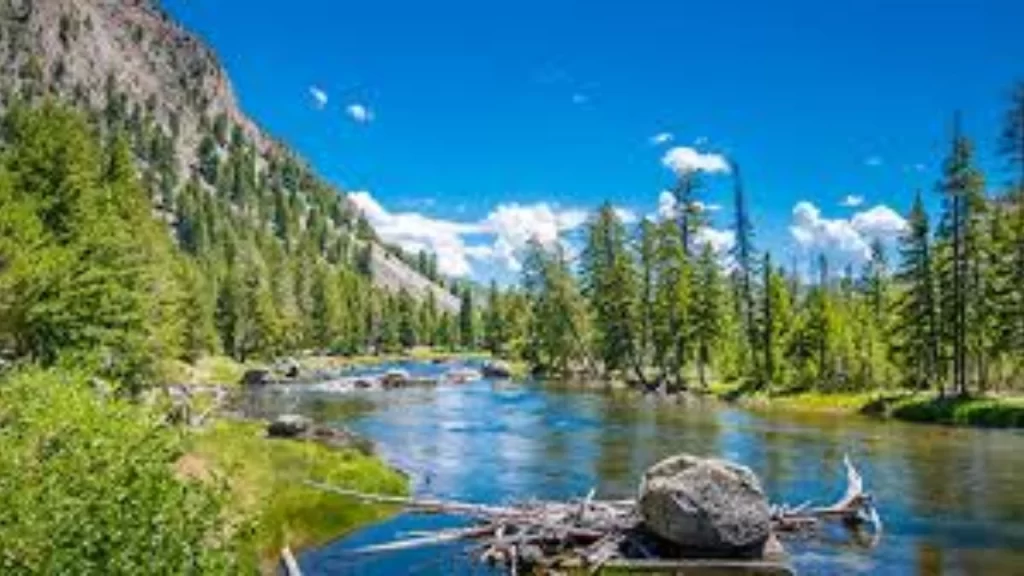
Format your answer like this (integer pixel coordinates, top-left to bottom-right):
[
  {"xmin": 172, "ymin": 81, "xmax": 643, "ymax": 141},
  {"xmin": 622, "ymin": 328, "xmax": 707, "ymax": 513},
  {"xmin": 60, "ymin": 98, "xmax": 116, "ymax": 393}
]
[{"xmin": 638, "ymin": 453, "xmax": 772, "ymax": 557}]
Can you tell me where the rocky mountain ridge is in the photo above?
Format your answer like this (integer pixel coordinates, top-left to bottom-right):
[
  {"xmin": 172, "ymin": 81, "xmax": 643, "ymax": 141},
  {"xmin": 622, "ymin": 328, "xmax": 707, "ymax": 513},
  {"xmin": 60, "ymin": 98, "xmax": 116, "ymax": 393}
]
[{"xmin": 0, "ymin": 0, "xmax": 460, "ymax": 312}]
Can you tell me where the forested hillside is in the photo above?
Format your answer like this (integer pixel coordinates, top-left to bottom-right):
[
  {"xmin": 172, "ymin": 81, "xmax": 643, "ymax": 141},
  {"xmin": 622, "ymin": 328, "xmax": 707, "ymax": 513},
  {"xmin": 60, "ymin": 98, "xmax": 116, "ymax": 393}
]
[
  {"xmin": 0, "ymin": 0, "xmax": 476, "ymax": 383},
  {"xmin": 492, "ymin": 85, "xmax": 1024, "ymax": 401}
]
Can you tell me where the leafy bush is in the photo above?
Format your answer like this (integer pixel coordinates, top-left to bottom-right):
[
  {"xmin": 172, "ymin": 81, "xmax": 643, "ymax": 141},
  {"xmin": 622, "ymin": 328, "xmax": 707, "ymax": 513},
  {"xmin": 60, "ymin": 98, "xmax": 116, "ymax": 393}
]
[{"xmin": 0, "ymin": 368, "xmax": 252, "ymax": 574}]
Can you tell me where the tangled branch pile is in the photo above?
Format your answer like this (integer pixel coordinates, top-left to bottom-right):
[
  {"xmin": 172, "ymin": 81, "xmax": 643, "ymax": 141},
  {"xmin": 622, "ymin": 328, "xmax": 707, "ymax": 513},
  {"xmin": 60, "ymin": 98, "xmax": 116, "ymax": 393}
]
[{"xmin": 307, "ymin": 454, "xmax": 881, "ymax": 575}]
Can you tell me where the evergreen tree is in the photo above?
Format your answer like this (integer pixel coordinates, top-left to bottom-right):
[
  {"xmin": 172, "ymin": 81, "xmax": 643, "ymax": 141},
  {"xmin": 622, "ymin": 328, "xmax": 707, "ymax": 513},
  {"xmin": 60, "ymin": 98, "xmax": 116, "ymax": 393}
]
[
  {"xmin": 729, "ymin": 159, "xmax": 759, "ymax": 380},
  {"xmin": 459, "ymin": 285, "xmax": 475, "ymax": 349},
  {"xmin": 483, "ymin": 280, "xmax": 507, "ymax": 356},
  {"xmin": 692, "ymin": 243, "xmax": 723, "ymax": 389},
  {"xmin": 894, "ymin": 192, "xmax": 940, "ymax": 390},
  {"xmin": 579, "ymin": 203, "xmax": 638, "ymax": 376}
]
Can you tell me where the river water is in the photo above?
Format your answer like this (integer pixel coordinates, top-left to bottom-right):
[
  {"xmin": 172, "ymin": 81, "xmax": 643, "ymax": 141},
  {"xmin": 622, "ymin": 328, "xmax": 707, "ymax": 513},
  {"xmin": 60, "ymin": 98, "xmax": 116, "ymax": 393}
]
[{"xmin": 252, "ymin": 360, "xmax": 1024, "ymax": 575}]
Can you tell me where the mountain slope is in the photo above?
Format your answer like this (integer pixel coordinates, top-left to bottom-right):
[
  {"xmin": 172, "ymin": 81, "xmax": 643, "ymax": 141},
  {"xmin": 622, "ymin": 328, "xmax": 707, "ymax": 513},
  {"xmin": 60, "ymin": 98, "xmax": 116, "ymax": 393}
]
[{"xmin": 0, "ymin": 0, "xmax": 459, "ymax": 313}]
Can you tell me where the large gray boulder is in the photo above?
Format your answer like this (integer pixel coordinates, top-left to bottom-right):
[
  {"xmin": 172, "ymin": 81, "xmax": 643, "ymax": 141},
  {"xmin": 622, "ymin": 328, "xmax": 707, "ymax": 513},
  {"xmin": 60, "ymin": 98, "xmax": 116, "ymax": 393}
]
[
  {"xmin": 267, "ymin": 414, "xmax": 312, "ymax": 438},
  {"xmin": 637, "ymin": 454, "xmax": 772, "ymax": 556}
]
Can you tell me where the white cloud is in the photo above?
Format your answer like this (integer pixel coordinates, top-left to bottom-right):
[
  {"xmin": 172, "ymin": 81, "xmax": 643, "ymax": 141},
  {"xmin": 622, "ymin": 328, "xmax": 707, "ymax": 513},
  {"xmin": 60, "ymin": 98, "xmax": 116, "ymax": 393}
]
[
  {"xmin": 309, "ymin": 86, "xmax": 328, "ymax": 109},
  {"xmin": 349, "ymin": 191, "xmax": 588, "ymax": 277},
  {"xmin": 851, "ymin": 205, "xmax": 908, "ymax": 237},
  {"xmin": 789, "ymin": 201, "xmax": 907, "ymax": 261},
  {"xmin": 695, "ymin": 226, "xmax": 736, "ymax": 255},
  {"xmin": 346, "ymin": 103, "xmax": 373, "ymax": 124},
  {"xmin": 694, "ymin": 136, "xmax": 709, "ymax": 146},
  {"xmin": 483, "ymin": 203, "xmax": 587, "ymax": 271},
  {"xmin": 865, "ymin": 156, "xmax": 883, "ymax": 167},
  {"xmin": 650, "ymin": 132, "xmax": 673, "ymax": 145},
  {"xmin": 694, "ymin": 201, "xmax": 722, "ymax": 213},
  {"xmin": 662, "ymin": 146, "xmax": 730, "ymax": 176},
  {"xmin": 349, "ymin": 191, "xmax": 482, "ymax": 277},
  {"xmin": 615, "ymin": 207, "xmax": 638, "ymax": 223},
  {"xmin": 571, "ymin": 93, "xmax": 589, "ymax": 105},
  {"xmin": 840, "ymin": 194, "xmax": 864, "ymax": 208}
]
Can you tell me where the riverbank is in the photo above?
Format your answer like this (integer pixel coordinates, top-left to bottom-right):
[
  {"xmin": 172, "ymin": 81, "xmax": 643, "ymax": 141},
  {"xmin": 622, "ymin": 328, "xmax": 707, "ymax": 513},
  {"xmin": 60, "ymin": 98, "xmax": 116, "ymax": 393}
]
[
  {"xmin": 185, "ymin": 419, "xmax": 408, "ymax": 571},
  {"xmin": 708, "ymin": 382, "xmax": 1024, "ymax": 428}
]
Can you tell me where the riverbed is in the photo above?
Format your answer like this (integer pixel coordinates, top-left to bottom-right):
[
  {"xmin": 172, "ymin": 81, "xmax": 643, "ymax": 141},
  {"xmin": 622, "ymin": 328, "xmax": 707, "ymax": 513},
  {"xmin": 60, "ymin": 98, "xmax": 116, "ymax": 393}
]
[{"xmin": 250, "ymin": 360, "xmax": 1024, "ymax": 575}]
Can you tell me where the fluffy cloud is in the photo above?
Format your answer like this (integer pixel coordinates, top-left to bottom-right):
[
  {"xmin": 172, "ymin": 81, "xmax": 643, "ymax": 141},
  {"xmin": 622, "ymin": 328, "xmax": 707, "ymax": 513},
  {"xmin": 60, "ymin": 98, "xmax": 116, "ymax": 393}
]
[
  {"xmin": 851, "ymin": 205, "xmax": 908, "ymax": 237},
  {"xmin": 309, "ymin": 86, "xmax": 328, "ymax": 109},
  {"xmin": 789, "ymin": 201, "xmax": 907, "ymax": 260},
  {"xmin": 349, "ymin": 191, "xmax": 483, "ymax": 277},
  {"xmin": 345, "ymin": 103, "xmax": 373, "ymax": 124},
  {"xmin": 840, "ymin": 194, "xmax": 864, "ymax": 208},
  {"xmin": 483, "ymin": 203, "xmax": 588, "ymax": 271},
  {"xmin": 695, "ymin": 227, "xmax": 736, "ymax": 255},
  {"xmin": 615, "ymin": 207, "xmax": 639, "ymax": 223},
  {"xmin": 349, "ymin": 191, "xmax": 590, "ymax": 277},
  {"xmin": 571, "ymin": 93, "xmax": 589, "ymax": 105},
  {"xmin": 650, "ymin": 132, "xmax": 673, "ymax": 145},
  {"xmin": 662, "ymin": 146, "xmax": 730, "ymax": 176},
  {"xmin": 865, "ymin": 156, "xmax": 883, "ymax": 167},
  {"xmin": 694, "ymin": 201, "xmax": 722, "ymax": 213}
]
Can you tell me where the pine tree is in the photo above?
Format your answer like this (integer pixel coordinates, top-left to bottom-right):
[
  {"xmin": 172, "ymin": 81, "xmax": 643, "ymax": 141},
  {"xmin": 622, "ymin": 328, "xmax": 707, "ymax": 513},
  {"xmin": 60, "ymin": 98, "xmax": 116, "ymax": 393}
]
[
  {"xmin": 459, "ymin": 285, "xmax": 475, "ymax": 349},
  {"xmin": 936, "ymin": 114, "xmax": 985, "ymax": 395},
  {"xmin": 894, "ymin": 192, "xmax": 940, "ymax": 390},
  {"xmin": 579, "ymin": 203, "xmax": 638, "ymax": 376},
  {"xmin": 692, "ymin": 243, "xmax": 723, "ymax": 389},
  {"xmin": 633, "ymin": 218, "xmax": 658, "ymax": 380},
  {"xmin": 729, "ymin": 159, "xmax": 759, "ymax": 380},
  {"xmin": 397, "ymin": 288, "xmax": 418, "ymax": 349},
  {"xmin": 483, "ymin": 280, "xmax": 506, "ymax": 356}
]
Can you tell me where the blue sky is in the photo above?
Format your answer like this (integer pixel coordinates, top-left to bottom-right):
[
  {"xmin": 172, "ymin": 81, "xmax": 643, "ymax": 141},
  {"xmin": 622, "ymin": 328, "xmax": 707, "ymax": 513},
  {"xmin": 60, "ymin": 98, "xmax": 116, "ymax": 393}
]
[{"xmin": 164, "ymin": 0, "xmax": 1022, "ymax": 281}]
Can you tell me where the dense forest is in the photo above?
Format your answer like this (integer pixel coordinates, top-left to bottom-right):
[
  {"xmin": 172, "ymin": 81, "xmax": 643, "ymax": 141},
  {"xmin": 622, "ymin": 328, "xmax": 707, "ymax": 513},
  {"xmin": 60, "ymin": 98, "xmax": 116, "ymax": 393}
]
[
  {"xmin": 482, "ymin": 83, "xmax": 1024, "ymax": 398},
  {"xmin": 0, "ymin": 95, "xmax": 482, "ymax": 391}
]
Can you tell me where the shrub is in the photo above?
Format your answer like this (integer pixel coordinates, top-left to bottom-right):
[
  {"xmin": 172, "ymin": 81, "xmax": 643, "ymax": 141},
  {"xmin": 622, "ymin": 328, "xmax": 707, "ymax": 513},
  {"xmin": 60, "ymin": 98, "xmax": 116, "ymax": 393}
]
[{"xmin": 0, "ymin": 368, "xmax": 252, "ymax": 574}]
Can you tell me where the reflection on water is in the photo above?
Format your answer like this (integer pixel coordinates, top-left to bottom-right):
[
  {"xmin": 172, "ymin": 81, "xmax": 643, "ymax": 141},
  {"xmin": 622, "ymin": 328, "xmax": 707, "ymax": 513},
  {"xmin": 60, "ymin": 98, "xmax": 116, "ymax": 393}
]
[{"xmin": 250, "ymin": 362, "xmax": 1024, "ymax": 575}]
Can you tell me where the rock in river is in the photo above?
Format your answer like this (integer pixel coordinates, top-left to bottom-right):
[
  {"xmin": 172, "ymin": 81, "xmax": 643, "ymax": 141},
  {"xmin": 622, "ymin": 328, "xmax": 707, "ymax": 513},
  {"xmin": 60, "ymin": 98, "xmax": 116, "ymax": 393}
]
[
  {"xmin": 637, "ymin": 453, "xmax": 772, "ymax": 557},
  {"xmin": 481, "ymin": 360, "xmax": 512, "ymax": 379},
  {"xmin": 240, "ymin": 368, "xmax": 273, "ymax": 386},
  {"xmin": 267, "ymin": 414, "xmax": 312, "ymax": 438}
]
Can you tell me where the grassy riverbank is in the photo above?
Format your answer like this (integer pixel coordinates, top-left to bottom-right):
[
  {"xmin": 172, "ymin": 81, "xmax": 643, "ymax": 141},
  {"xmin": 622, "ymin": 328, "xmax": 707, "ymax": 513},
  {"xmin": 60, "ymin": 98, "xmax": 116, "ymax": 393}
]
[
  {"xmin": 187, "ymin": 420, "xmax": 408, "ymax": 569},
  {"xmin": 709, "ymin": 381, "xmax": 1024, "ymax": 428}
]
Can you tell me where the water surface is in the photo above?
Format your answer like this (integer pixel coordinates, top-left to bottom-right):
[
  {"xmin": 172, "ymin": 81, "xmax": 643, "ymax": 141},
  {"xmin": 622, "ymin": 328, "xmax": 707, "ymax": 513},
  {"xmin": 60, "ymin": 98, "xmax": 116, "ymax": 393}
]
[{"xmin": 252, "ymin": 361, "xmax": 1024, "ymax": 575}]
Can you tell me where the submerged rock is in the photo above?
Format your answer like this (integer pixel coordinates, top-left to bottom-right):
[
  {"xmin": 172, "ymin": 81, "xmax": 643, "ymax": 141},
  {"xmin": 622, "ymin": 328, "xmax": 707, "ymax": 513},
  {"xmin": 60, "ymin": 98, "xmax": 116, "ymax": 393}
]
[
  {"xmin": 240, "ymin": 368, "xmax": 273, "ymax": 386},
  {"xmin": 381, "ymin": 369, "xmax": 410, "ymax": 388},
  {"xmin": 638, "ymin": 453, "xmax": 772, "ymax": 557},
  {"xmin": 267, "ymin": 414, "xmax": 312, "ymax": 438},
  {"xmin": 481, "ymin": 360, "xmax": 512, "ymax": 379},
  {"xmin": 276, "ymin": 357, "xmax": 301, "ymax": 379}
]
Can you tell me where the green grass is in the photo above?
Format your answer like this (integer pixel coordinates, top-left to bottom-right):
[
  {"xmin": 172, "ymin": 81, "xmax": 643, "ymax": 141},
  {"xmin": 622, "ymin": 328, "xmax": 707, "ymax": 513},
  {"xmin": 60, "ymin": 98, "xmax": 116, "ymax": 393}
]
[
  {"xmin": 888, "ymin": 394, "xmax": 1024, "ymax": 428},
  {"xmin": 191, "ymin": 355, "xmax": 259, "ymax": 386},
  {"xmin": 188, "ymin": 420, "xmax": 408, "ymax": 566},
  {"xmin": 711, "ymin": 380, "xmax": 1024, "ymax": 428}
]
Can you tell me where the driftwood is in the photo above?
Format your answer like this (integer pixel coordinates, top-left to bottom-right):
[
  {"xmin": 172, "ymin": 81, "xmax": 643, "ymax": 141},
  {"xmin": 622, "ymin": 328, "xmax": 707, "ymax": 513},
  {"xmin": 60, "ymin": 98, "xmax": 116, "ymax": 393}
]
[
  {"xmin": 305, "ymin": 454, "xmax": 881, "ymax": 573},
  {"xmin": 280, "ymin": 546, "xmax": 303, "ymax": 576}
]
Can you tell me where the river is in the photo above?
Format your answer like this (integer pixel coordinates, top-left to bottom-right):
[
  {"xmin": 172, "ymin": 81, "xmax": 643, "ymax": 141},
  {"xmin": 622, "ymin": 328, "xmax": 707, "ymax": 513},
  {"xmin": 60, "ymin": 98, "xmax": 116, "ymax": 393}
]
[{"xmin": 250, "ymin": 360, "xmax": 1024, "ymax": 575}]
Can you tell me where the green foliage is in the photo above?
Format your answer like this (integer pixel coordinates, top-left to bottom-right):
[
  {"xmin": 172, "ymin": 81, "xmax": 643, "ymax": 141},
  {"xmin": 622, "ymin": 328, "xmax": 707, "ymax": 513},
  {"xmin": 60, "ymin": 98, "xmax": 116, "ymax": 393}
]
[
  {"xmin": 0, "ymin": 368, "xmax": 248, "ymax": 574},
  {"xmin": 0, "ymin": 104, "xmax": 179, "ymax": 391}
]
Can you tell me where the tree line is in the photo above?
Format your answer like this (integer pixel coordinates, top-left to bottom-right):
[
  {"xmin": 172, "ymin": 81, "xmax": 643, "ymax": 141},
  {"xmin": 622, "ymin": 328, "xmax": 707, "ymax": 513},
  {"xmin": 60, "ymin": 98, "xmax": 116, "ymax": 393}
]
[
  {"xmin": 487, "ymin": 83, "xmax": 1024, "ymax": 397},
  {"xmin": 0, "ymin": 91, "xmax": 483, "ymax": 391}
]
